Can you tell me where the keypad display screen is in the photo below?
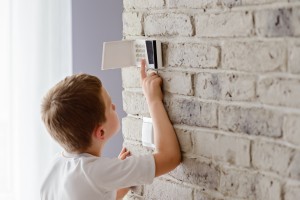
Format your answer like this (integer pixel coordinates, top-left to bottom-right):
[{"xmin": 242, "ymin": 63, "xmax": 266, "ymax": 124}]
[{"xmin": 146, "ymin": 41, "xmax": 154, "ymax": 64}]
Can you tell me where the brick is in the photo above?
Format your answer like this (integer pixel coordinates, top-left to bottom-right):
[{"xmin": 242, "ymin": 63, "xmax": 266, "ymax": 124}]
[
  {"xmin": 164, "ymin": 95, "xmax": 218, "ymax": 128},
  {"xmin": 220, "ymin": 169, "xmax": 281, "ymax": 200},
  {"xmin": 144, "ymin": 179, "xmax": 193, "ymax": 200},
  {"xmin": 256, "ymin": 175, "xmax": 281, "ymax": 200},
  {"xmin": 169, "ymin": 157, "xmax": 220, "ymax": 190},
  {"xmin": 192, "ymin": 130, "xmax": 250, "ymax": 167},
  {"xmin": 255, "ymin": 7, "xmax": 300, "ymax": 37},
  {"xmin": 122, "ymin": 91, "xmax": 149, "ymax": 115},
  {"xmin": 122, "ymin": 67, "xmax": 140, "ymax": 88},
  {"xmin": 123, "ymin": 12, "xmax": 143, "ymax": 36},
  {"xmin": 220, "ymin": 169, "xmax": 255, "ymax": 198},
  {"xmin": 194, "ymin": 190, "xmax": 222, "ymax": 200},
  {"xmin": 283, "ymin": 114, "xmax": 300, "ymax": 146},
  {"xmin": 122, "ymin": 117, "xmax": 142, "ymax": 141},
  {"xmin": 257, "ymin": 76, "xmax": 300, "ymax": 108},
  {"xmin": 289, "ymin": 44, "xmax": 300, "ymax": 74},
  {"xmin": 285, "ymin": 184, "xmax": 300, "ymax": 200},
  {"xmin": 122, "ymin": 68, "xmax": 193, "ymax": 96},
  {"xmin": 144, "ymin": 13, "xmax": 193, "ymax": 36},
  {"xmin": 252, "ymin": 140, "xmax": 294, "ymax": 176},
  {"xmin": 288, "ymin": 151, "xmax": 300, "ymax": 180},
  {"xmin": 166, "ymin": 43, "xmax": 220, "ymax": 68},
  {"xmin": 167, "ymin": 0, "xmax": 241, "ymax": 8},
  {"xmin": 195, "ymin": 72, "xmax": 256, "ymax": 101},
  {"xmin": 195, "ymin": 11, "xmax": 253, "ymax": 37},
  {"xmin": 159, "ymin": 71, "xmax": 193, "ymax": 95},
  {"xmin": 219, "ymin": 105, "xmax": 283, "ymax": 137},
  {"xmin": 222, "ymin": 41, "xmax": 286, "ymax": 72},
  {"xmin": 173, "ymin": 127, "xmax": 193, "ymax": 154},
  {"xmin": 123, "ymin": 0, "xmax": 164, "ymax": 10},
  {"xmin": 242, "ymin": 0, "xmax": 287, "ymax": 5},
  {"xmin": 123, "ymin": 140, "xmax": 153, "ymax": 155}
]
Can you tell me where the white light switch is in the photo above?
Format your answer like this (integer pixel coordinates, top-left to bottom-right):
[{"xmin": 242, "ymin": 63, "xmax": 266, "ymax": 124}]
[{"xmin": 142, "ymin": 117, "xmax": 155, "ymax": 148}]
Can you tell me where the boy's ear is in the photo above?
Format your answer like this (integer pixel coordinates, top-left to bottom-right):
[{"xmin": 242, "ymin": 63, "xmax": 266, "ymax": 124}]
[{"xmin": 94, "ymin": 125, "xmax": 105, "ymax": 141}]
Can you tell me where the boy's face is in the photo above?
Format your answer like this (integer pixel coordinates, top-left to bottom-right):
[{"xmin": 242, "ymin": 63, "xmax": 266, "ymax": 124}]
[{"xmin": 101, "ymin": 87, "xmax": 120, "ymax": 141}]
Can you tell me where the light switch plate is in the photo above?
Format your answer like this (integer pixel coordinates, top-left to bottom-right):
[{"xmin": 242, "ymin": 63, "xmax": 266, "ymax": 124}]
[
  {"xmin": 101, "ymin": 39, "xmax": 162, "ymax": 70},
  {"xmin": 142, "ymin": 117, "xmax": 155, "ymax": 149}
]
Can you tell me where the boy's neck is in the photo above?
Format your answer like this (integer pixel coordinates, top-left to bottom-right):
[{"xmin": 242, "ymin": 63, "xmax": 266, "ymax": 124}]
[{"xmin": 85, "ymin": 142, "xmax": 103, "ymax": 157}]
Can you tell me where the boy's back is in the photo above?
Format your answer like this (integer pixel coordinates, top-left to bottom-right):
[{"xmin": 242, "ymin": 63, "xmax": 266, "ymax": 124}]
[{"xmin": 41, "ymin": 152, "xmax": 155, "ymax": 199}]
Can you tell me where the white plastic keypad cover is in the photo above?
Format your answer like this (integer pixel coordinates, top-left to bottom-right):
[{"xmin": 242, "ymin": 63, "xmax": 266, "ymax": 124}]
[{"xmin": 101, "ymin": 39, "xmax": 161, "ymax": 70}]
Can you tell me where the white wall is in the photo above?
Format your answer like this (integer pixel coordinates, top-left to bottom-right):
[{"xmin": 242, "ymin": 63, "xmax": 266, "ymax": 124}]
[
  {"xmin": 123, "ymin": 0, "xmax": 300, "ymax": 199},
  {"xmin": 72, "ymin": 0, "xmax": 125, "ymax": 157}
]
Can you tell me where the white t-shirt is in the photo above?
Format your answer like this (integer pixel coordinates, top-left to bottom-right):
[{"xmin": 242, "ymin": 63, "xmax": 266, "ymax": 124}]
[{"xmin": 40, "ymin": 152, "xmax": 155, "ymax": 200}]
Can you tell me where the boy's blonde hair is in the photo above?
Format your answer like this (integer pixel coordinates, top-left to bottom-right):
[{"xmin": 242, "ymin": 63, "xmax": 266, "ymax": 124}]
[{"xmin": 41, "ymin": 74, "xmax": 106, "ymax": 153}]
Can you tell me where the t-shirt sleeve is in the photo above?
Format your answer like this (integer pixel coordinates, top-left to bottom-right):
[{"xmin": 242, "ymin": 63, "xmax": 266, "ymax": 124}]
[{"xmin": 84, "ymin": 154, "xmax": 155, "ymax": 191}]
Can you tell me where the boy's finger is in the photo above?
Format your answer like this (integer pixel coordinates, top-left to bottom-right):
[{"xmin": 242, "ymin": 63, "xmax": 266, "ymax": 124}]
[
  {"xmin": 118, "ymin": 147, "xmax": 126, "ymax": 157},
  {"xmin": 119, "ymin": 151, "xmax": 131, "ymax": 160},
  {"xmin": 140, "ymin": 59, "xmax": 147, "ymax": 80}
]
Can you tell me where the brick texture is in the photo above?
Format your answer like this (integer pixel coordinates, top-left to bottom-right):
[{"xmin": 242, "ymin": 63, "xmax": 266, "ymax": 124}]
[
  {"xmin": 289, "ymin": 43, "xmax": 300, "ymax": 74},
  {"xmin": 195, "ymin": 11, "xmax": 253, "ymax": 37},
  {"xmin": 144, "ymin": 179, "xmax": 193, "ymax": 200},
  {"xmin": 222, "ymin": 41, "xmax": 286, "ymax": 72},
  {"xmin": 165, "ymin": 43, "xmax": 220, "ymax": 68},
  {"xmin": 220, "ymin": 168, "xmax": 281, "ymax": 200},
  {"xmin": 218, "ymin": 105, "xmax": 283, "ymax": 137},
  {"xmin": 257, "ymin": 76, "xmax": 300, "ymax": 108},
  {"xmin": 283, "ymin": 114, "xmax": 300, "ymax": 146},
  {"xmin": 192, "ymin": 130, "xmax": 251, "ymax": 167},
  {"xmin": 195, "ymin": 72, "xmax": 256, "ymax": 101},
  {"xmin": 255, "ymin": 7, "xmax": 300, "ymax": 37},
  {"xmin": 168, "ymin": 0, "xmax": 242, "ymax": 8},
  {"xmin": 122, "ymin": 0, "xmax": 300, "ymax": 199},
  {"xmin": 285, "ymin": 184, "xmax": 300, "ymax": 200},
  {"xmin": 144, "ymin": 13, "xmax": 193, "ymax": 36}
]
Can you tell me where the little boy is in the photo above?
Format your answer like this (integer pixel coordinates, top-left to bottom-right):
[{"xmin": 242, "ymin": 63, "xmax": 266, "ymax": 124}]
[{"xmin": 40, "ymin": 60, "xmax": 181, "ymax": 200}]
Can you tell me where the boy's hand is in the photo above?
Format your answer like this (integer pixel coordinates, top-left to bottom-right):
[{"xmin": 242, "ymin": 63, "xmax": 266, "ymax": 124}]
[
  {"xmin": 140, "ymin": 59, "xmax": 163, "ymax": 105},
  {"xmin": 118, "ymin": 147, "xmax": 130, "ymax": 160}
]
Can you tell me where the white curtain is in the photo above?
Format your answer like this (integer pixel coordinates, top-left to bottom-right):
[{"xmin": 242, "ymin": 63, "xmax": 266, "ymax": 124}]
[{"xmin": 0, "ymin": 0, "xmax": 72, "ymax": 199}]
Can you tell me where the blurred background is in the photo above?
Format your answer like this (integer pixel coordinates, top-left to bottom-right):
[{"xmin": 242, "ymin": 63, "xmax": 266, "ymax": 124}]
[{"xmin": 0, "ymin": 0, "xmax": 124, "ymax": 199}]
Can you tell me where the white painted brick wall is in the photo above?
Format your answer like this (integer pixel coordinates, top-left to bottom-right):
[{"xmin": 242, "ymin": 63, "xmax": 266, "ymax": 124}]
[
  {"xmin": 192, "ymin": 130, "xmax": 251, "ymax": 167},
  {"xmin": 123, "ymin": 12, "xmax": 143, "ymax": 36},
  {"xmin": 255, "ymin": 7, "xmax": 300, "ymax": 37},
  {"xmin": 218, "ymin": 105, "xmax": 283, "ymax": 137},
  {"xmin": 122, "ymin": 0, "xmax": 300, "ymax": 199},
  {"xmin": 243, "ymin": 0, "xmax": 287, "ymax": 4},
  {"xmin": 252, "ymin": 140, "xmax": 294, "ymax": 176},
  {"xmin": 283, "ymin": 114, "xmax": 300, "ymax": 145},
  {"xmin": 169, "ymin": 157, "xmax": 220, "ymax": 190},
  {"xmin": 144, "ymin": 179, "xmax": 193, "ymax": 199},
  {"xmin": 195, "ymin": 72, "xmax": 256, "ymax": 101},
  {"xmin": 285, "ymin": 184, "xmax": 300, "ymax": 200},
  {"xmin": 289, "ymin": 43, "xmax": 300, "ymax": 74},
  {"xmin": 166, "ymin": 43, "xmax": 220, "ymax": 68},
  {"xmin": 220, "ymin": 168, "xmax": 281, "ymax": 200},
  {"xmin": 164, "ymin": 95, "xmax": 218, "ymax": 128},
  {"xmin": 167, "ymin": 0, "xmax": 242, "ymax": 9},
  {"xmin": 222, "ymin": 41, "xmax": 286, "ymax": 72},
  {"xmin": 123, "ymin": 0, "xmax": 164, "ymax": 10},
  {"xmin": 195, "ymin": 11, "xmax": 254, "ymax": 37},
  {"xmin": 257, "ymin": 76, "xmax": 300, "ymax": 108},
  {"xmin": 144, "ymin": 14, "xmax": 193, "ymax": 36}
]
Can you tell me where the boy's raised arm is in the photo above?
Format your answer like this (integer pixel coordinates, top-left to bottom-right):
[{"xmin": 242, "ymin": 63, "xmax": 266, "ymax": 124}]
[{"xmin": 140, "ymin": 60, "xmax": 181, "ymax": 177}]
